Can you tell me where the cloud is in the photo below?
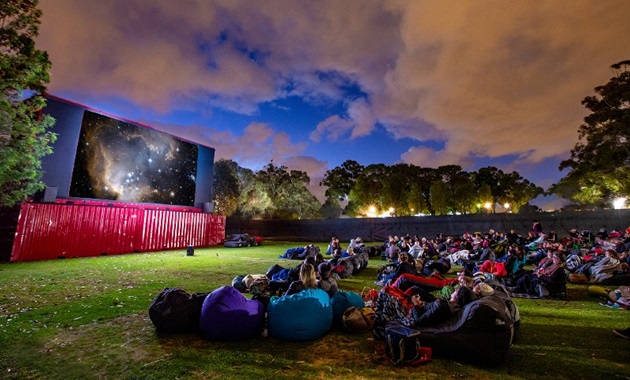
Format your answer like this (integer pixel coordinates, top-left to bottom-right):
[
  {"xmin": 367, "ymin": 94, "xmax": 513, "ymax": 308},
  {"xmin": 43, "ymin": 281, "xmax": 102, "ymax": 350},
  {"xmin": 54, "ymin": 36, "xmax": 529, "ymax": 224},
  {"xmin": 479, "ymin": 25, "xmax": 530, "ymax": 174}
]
[
  {"xmin": 150, "ymin": 121, "xmax": 307, "ymax": 171},
  {"xmin": 380, "ymin": 1, "xmax": 630, "ymax": 164},
  {"xmin": 309, "ymin": 99, "xmax": 375, "ymax": 142},
  {"xmin": 281, "ymin": 156, "xmax": 329, "ymax": 203},
  {"xmin": 37, "ymin": 0, "xmax": 630, "ymax": 184},
  {"xmin": 401, "ymin": 146, "xmax": 473, "ymax": 169},
  {"xmin": 310, "ymin": 116, "xmax": 353, "ymax": 143}
]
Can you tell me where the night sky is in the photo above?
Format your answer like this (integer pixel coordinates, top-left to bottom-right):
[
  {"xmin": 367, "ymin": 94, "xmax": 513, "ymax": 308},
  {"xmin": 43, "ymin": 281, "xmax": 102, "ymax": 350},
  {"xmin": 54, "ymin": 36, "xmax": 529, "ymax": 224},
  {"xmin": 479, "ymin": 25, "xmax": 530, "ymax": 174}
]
[
  {"xmin": 70, "ymin": 111, "xmax": 198, "ymax": 206},
  {"xmin": 37, "ymin": 1, "xmax": 630, "ymax": 210}
]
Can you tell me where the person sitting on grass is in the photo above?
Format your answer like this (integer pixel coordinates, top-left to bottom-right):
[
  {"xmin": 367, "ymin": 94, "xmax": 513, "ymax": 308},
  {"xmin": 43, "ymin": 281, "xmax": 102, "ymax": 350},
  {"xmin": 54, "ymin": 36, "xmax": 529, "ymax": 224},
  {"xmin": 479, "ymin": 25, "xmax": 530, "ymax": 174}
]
[
  {"xmin": 375, "ymin": 252, "xmax": 417, "ymax": 286},
  {"xmin": 285, "ymin": 262, "xmax": 318, "ymax": 296},
  {"xmin": 507, "ymin": 251, "xmax": 566, "ymax": 297},
  {"xmin": 316, "ymin": 261, "xmax": 338, "ymax": 298},
  {"xmin": 325, "ymin": 235, "xmax": 343, "ymax": 256},
  {"xmin": 588, "ymin": 249, "xmax": 621, "ymax": 283}
]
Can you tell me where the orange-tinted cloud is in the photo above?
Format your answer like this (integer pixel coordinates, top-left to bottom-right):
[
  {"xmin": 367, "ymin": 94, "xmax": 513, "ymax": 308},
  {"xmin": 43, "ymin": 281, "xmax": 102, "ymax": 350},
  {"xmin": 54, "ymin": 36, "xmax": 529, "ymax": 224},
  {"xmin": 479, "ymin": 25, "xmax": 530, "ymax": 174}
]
[{"xmin": 37, "ymin": 0, "xmax": 630, "ymax": 183}]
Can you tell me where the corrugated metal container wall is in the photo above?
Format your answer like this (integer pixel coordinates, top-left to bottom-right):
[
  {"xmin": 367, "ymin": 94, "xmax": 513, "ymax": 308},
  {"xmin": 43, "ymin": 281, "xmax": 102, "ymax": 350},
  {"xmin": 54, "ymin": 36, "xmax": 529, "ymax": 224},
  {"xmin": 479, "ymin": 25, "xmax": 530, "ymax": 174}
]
[{"xmin": 10, "ymin": 203, "xmax": 225, "ymax": 262}]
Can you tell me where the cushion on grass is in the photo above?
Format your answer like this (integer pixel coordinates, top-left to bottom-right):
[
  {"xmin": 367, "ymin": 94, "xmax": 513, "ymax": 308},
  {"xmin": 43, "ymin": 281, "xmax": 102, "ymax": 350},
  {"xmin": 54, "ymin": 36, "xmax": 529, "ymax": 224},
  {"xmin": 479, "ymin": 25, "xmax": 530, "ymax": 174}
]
[
  {"xmin": 267, "ymin": 288, "xmax": 333, "ymax": 341},
  {"xmin": 199, "ymin": 286, "xmax": 265, "ymax": 341}
]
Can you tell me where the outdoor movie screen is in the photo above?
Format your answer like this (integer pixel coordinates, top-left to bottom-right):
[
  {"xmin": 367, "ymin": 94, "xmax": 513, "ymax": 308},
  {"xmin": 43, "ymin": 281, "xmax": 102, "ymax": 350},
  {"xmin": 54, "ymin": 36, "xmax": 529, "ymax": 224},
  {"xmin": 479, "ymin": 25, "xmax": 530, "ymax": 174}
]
[{"xmin": 70, "ymin": 110, "xmax": 198, "ymax": 206}]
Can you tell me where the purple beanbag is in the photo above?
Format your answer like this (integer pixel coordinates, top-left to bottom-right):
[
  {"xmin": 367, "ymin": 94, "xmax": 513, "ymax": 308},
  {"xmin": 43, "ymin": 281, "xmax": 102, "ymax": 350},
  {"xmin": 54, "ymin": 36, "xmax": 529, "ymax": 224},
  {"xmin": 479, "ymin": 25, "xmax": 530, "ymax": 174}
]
[{"xmin": 199, "ymin": 286, "xmax": 265, "ymax": 340}]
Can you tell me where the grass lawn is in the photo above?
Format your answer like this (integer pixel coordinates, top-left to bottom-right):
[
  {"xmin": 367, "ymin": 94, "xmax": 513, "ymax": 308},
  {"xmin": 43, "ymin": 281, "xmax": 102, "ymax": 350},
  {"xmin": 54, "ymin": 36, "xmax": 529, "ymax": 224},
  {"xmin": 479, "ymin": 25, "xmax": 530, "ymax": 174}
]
[{"xmin": 0, "ymin": 242, "xmax": 628, "ymax": 380}]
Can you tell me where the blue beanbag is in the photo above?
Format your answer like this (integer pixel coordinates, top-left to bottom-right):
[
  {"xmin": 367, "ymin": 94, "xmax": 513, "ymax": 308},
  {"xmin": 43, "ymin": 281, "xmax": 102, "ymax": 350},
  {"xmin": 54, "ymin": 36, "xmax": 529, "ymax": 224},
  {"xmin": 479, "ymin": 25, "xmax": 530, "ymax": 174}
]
[
  {"xmin": 267, "ymin": 288, "xmax": 333, "ymax": 341},
  {"xmin": 199, "ymin": 286, "xmax": 265, "ymax": 341},
  {"xmin": 331, "ymin": 290, "xmax": 365, "ymax": 327}
]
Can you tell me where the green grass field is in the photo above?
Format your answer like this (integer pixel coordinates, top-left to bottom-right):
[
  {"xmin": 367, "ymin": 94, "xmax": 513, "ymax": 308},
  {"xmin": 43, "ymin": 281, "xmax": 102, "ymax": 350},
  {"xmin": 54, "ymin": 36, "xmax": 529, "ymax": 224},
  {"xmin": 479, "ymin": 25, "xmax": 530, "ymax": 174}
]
[{"xmin": 0, "ymin": 242, "xmax": 628, "ymax": 380}]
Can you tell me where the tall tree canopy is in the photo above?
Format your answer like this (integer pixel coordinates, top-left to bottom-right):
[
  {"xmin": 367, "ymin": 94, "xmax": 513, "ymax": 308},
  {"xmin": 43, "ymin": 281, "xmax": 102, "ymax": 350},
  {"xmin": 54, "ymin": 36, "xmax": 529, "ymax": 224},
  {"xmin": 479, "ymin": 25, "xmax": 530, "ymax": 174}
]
[
  {"xmin": 0, "ymin": 0, "xmax": 56, "ymax": 206},
  {"xmin": 319, "ymin": 159, "xmax": 364, "ymax": 204},
  {"xmin": 255, "ymin": 161, "xmax": 321, "ymax": 219},
  {"xmin": 212, "ymin": 159, "xmax": 240, "ymax": 215},
  {"xmin": 325, "ymin": 160, "xmax": 543, "ymax": 216},
  {"xmin": 551, "ymin": 60, "xmax": 630, "ymax": 207}
]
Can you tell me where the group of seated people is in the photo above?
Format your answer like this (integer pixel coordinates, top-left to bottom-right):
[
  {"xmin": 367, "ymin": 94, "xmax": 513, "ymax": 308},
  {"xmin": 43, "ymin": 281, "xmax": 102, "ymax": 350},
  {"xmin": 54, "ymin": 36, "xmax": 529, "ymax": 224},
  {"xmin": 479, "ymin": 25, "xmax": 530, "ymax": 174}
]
[
  {"xmin": 238, "ymin": 223, "xmax": 628, "ymax": 328},
  {"xmin": 371, "ymin": 263, "xmax": 497, "ymax": 339},
  {"xmin": 243, "ymin": 254, "xmax": 339, "ymax": 303},
  {"xmin": 369, "ymin": 223, "xmax": 630, "ymax": 298}
]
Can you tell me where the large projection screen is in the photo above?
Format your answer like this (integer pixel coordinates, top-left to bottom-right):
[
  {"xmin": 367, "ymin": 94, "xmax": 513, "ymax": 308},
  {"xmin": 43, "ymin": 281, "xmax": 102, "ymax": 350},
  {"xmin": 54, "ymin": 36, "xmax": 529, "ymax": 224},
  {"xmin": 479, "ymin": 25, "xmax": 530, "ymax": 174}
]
[{"xmin": 69, "ymin": 111, "xmax": 199, "ymax": 206}]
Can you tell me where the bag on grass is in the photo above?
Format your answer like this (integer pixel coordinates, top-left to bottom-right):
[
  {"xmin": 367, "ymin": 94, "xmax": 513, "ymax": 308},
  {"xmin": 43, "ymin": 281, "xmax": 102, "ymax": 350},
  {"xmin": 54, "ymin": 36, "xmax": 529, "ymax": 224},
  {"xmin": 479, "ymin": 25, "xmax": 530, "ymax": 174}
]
[
  {"xmin": 384, "ymin": 322, "xmax": 431, "ymax": 365},
  {"xmin": 149, "ymin": 287, "xmax": 208, "ymax": 333},
  {"xmin": 342, "ymin": 306, "xmax": 375, "ymax": 333}
]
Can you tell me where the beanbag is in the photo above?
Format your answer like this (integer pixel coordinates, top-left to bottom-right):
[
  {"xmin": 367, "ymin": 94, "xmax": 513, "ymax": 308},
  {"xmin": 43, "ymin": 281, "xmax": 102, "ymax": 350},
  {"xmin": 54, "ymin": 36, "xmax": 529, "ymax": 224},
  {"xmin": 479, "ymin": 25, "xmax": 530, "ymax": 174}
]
[
  {"xmin": 267, "ymin": 288, "xmax": 333, "ymax": 341},
  {"xmin": 331, "ymin": 290, "xmax": 365, "ymax": 327},
  {"xmin": 414, "ymin": 295, "xmax": 515, "ymax": 365},
  {"xmin": 199, "ymin": 286, "xmax": 265, "ymax": 341}
]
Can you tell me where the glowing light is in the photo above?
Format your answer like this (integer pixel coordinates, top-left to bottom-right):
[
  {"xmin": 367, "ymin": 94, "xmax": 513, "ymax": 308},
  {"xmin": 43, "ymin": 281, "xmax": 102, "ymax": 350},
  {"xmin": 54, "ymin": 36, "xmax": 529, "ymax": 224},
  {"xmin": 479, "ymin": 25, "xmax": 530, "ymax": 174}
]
[
  {"xmin": 503, "ymin": 203, "xmax": 510, "ymax": 209},
  {"xmin": 366, "ymin": 205, "xmax": 377, "ymax": 218},
  {"xmin": 613, "ymin": 197, "xmax": 627, "ymax": 209},
  {"xmin": 484, "ymin": 202, "xmax": 492, "ymax": 210}
]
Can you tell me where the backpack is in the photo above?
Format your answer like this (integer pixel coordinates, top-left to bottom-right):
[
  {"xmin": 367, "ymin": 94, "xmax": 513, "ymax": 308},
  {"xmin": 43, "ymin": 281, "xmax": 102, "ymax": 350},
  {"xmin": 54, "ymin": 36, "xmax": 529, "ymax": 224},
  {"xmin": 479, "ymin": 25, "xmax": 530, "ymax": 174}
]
[
  {"xmin": 149, "ymin": 287, "xmax": 208, "ymax": 333},
  {"xmin": 384, "ymin": 322, "xmax": 432, "ymax": 365}
]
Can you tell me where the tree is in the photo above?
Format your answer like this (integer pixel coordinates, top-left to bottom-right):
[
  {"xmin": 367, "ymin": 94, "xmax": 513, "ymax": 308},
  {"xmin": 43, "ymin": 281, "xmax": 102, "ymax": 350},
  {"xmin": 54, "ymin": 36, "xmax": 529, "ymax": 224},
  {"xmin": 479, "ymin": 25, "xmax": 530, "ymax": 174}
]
[
  {"xmin": 320, "ymin": 160, "xmax": 364, "ymax": 200},
  {"xmin": 0, "ymin": 0, "xmax": 56, "ymax": 207},
  {"xmin": 429, "ymin": 180, "xmax": 449, "ymax": 215},
  {"xmin": 255, "ymin": 161, "xmax": 321, "ymax": 219},
  {"xmin": 346, "ymin": 163, "xmax": 387, "ymax": 216},
  {"xmin": 436, "ymin": 165, "xmax": 471, "ymax": 214},
  {"xmin": 212, "ymin": 159, "xmax": 240, "ymax": 215},
  {"xmin": 381, "ymin": 163, "xmax": 417, "ymax": 216},
  {"xmin": 551, "ymin": 60, "xmax": 630, "ymax": 207},
  {"xmin": 473, "ymin": 167, "xmax": 543, "ymax": 213},
  {"xmin": 238, "ymin": 168, "xmax": 271, "ymax": 218},
  {"xmin": 320, "ymin": 196, "xmax": 343, "ymax": 219}
]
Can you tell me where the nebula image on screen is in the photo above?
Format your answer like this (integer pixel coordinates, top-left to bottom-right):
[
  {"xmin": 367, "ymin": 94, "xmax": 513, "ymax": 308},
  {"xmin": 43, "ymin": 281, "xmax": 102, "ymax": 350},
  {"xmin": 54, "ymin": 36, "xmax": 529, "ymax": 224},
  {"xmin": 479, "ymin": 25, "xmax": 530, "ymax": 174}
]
[{"xmin": 70, "ymin": 111, "xmax": 198, "ymax": 206}]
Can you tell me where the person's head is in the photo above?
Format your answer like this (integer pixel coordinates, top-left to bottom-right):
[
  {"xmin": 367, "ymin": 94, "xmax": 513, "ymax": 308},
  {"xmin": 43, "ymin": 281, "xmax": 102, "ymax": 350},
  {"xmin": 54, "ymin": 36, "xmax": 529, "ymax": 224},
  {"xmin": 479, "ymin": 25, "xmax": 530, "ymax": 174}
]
[
  {"xmin": 318, "ymin": 262, "xmax": 332, "ymax": 280},
  {"xmin": 451, "ymin": 286, "xmax": 477, "ymax": 307},
  {"xmin": 300, "ymin": 263, "xmax": 317, "ymax": 288},
  {"xmin": 459, "ymin": 276, "xmax": 474, "ymax": 288},
  {"xmin": 605, "ymin": 249, "xmax": 619, "ymax": 260},
  {"xmin": 551, "ymin": 251, "xmax": 564, "ymax": 263},
  {"xmin": 473, "ymin": 283, "xmax": 495, "ymax": 297},
  {"xmin": 315, "ymin": 253, "xmax": 324, "ymax": 264},
  {"xmin": 399, "ymin": 253, "xmax": 409, "ymax": 262}
]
